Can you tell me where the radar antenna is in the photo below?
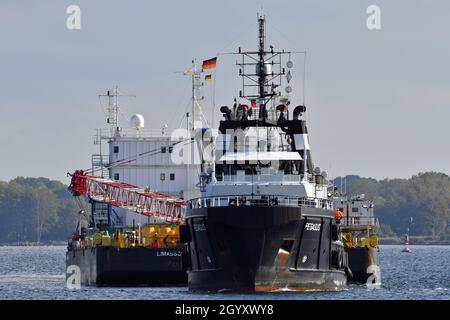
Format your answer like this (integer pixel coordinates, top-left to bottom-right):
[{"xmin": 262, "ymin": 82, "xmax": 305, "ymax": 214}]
[
  {"xmin": 234, "ymin": 15, "xmax": 291, "ymax": 121},
  {"xmin": 99, "ymin": 86, "xmax": 136, "ymax": 137}
]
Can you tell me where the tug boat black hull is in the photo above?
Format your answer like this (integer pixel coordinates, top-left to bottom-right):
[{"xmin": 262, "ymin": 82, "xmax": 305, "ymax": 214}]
[
  {"xmin": 66, "ymin": 246, "xmax": 188, "ymax": 286},
  {"xmin": 184, "ymin": 205, "xmax": 348, "ymax": 292}
]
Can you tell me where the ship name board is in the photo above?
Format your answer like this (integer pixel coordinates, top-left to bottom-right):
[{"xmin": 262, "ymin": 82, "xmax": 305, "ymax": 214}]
[
  {"xmin": 157, "ymin": 251, "xmax": 183, "ymax": 257},
  {"xmin": 305, "ymin": 222, "xmax": 321, "ymax": 232}
]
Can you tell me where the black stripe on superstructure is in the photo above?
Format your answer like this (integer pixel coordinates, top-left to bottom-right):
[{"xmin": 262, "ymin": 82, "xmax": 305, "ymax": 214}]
[{"xmin": 218, "ymin": 119, "xmax": 307, "ymax": 133}]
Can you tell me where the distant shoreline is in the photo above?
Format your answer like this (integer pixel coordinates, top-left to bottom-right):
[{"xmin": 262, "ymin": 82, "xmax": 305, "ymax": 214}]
[
  {"xmin": 0, "ymin": 241, "xmax": 67, "ymax": 246},
  {"xmin": 379, "ymin": 237, "xmax": 450, "ymax": 245}
]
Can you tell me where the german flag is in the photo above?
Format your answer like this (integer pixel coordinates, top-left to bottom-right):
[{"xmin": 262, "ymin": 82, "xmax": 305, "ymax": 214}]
[
  {"xmin": 204, "ymin": 74, "xmax": 212, "ymax": 81},
  {"xmin": 202, "ymin": 57, "xmax": 217, "ymax": 70}
]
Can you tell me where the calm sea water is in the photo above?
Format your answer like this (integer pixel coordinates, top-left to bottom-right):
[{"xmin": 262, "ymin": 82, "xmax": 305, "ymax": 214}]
[{"xmin": 0, "ymin": 245, "xmax": 448, "ymax": 300}]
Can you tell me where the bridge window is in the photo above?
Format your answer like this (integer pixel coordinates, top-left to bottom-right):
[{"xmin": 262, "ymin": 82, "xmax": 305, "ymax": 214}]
[
  {"xmin": 161, "ymin": 147, "xmax": 167, "ymax": 153},
  {"xmin": 114, "ymin": 173, "xmax": 119, "ymax": 180},
  {"xmin": 216, "ymin": 159, "xmax": 302, "ymax": 176},
  {"xmin": 170, "ymin": 173, "xmax": 175, "ymax": 181},
  {"xmin": 279, "ymin": 160, "xmax": 301, "ymax": 174},
  {"xmin": 113, "ymin": 146, "xmax": 119, "ymax": 153}
]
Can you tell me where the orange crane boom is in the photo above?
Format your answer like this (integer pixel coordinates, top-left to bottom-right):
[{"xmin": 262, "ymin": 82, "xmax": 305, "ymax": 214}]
[{"xmin": 68, "ymin": 170, "xmax": 185, "ymax": 224}]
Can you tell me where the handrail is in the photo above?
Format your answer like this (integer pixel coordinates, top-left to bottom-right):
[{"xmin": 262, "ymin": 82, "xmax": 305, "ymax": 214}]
[
  {"xmin": 340, "ymin": 217, "xmax": 379, "ymax": 227},
  {"xmin": 98, "ymin": 128, "xmax": 176, "ymax": 139},
  {"xmin": 187, "ymin": 195, "xmax": 332, "ymax": 210}
]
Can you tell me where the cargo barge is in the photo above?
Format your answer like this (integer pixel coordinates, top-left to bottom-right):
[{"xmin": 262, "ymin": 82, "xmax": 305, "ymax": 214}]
[{"xmin": 65, "ymin": 84, "xmax": 203, "ymax": 287}]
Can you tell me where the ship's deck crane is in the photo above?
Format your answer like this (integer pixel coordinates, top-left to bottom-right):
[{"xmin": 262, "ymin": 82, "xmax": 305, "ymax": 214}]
[
  {"xmin": 68, "ymin": 85, "xmax": 196, "ymax": 226},
  {"xmin": 68, "ymin": 170, "xmax": 186, "ymax": 225}
]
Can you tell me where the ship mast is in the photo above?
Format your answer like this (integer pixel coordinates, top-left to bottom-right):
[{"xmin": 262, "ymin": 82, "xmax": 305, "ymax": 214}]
[
  {"xmin": 236, "ymin": 15, "xmax": 287, "ymax": 122},
  {"xmin": 258, "ymin": 15, "xmax": 266, "ymax": 99},
  {"xmin": 107, "ymin": 86, "xmax": 120, "ymax": 136},
  {"xmin": 257, "ymin": 15, "xmax": 269, "ymax": 121},
  {"xmin": 190, "ymin": 60, "xmax": 204, "ymax": 131},
  {"xmin": 100, "ymin": 86, "xmax": 135, "ymax": 137}
]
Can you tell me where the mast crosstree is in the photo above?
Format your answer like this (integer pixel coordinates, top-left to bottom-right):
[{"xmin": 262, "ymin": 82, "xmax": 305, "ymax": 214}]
[{"xmin": 234, "ymin": 15, "xmax": 295, "ymax": 121}]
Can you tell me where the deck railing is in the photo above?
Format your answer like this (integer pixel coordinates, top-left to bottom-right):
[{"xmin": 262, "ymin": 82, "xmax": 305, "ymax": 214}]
[
  {"xmin": 340, "ymin": 216, "xmax": 379, "ymax": 227},
  {"xmin": 188, "ymin": 195, "xmax": 333, "ymax": 210},
  {"xmin": 98, "ymin": 128, "xmax": 177, "ymax": 139}
]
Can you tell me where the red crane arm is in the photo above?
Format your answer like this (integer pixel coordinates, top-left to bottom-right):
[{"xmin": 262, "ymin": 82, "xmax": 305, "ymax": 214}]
[{"xmin": 68, "ymin": 170, "xmax": 185, "ymax": 224}]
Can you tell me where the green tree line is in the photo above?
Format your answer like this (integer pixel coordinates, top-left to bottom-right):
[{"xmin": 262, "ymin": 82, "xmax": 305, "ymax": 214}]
[
  {"xmin": 0, "ymin": 173, "xmax": 449, "ymax": 243},
  {"xmin": 334, "ymin": 172, "xmax": 450, "ymax": 239},
  {"xmin": 0, "ymin": 177, "xmax": 79, "ymax": 243}
]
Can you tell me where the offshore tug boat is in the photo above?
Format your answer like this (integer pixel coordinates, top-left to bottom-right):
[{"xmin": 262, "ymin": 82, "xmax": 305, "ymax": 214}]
[{"xmin": 183, "ymin": 16, "xmax": 350, "ymax": 292}]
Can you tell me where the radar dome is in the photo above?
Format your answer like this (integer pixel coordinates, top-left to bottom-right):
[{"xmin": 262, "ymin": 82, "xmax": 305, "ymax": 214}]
[{"xmin": 130, "ymin": 114, "xmax": 145, "ymax": 129}]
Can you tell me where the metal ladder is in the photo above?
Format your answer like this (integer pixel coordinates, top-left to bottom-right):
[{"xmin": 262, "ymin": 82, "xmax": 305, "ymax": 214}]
[
  {"xmin": 91, "ymin": 154, "xmax": 109, "ymax": 178},
  {"xmin": 92, "ymin": 201, "xmax": 110, "ymax": 228}
]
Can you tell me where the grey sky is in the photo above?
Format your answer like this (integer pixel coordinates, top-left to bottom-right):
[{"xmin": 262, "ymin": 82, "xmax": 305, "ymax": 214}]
[{"xmin": 1, "ymin": 0, "xmax": 449, "ymax": 183}]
